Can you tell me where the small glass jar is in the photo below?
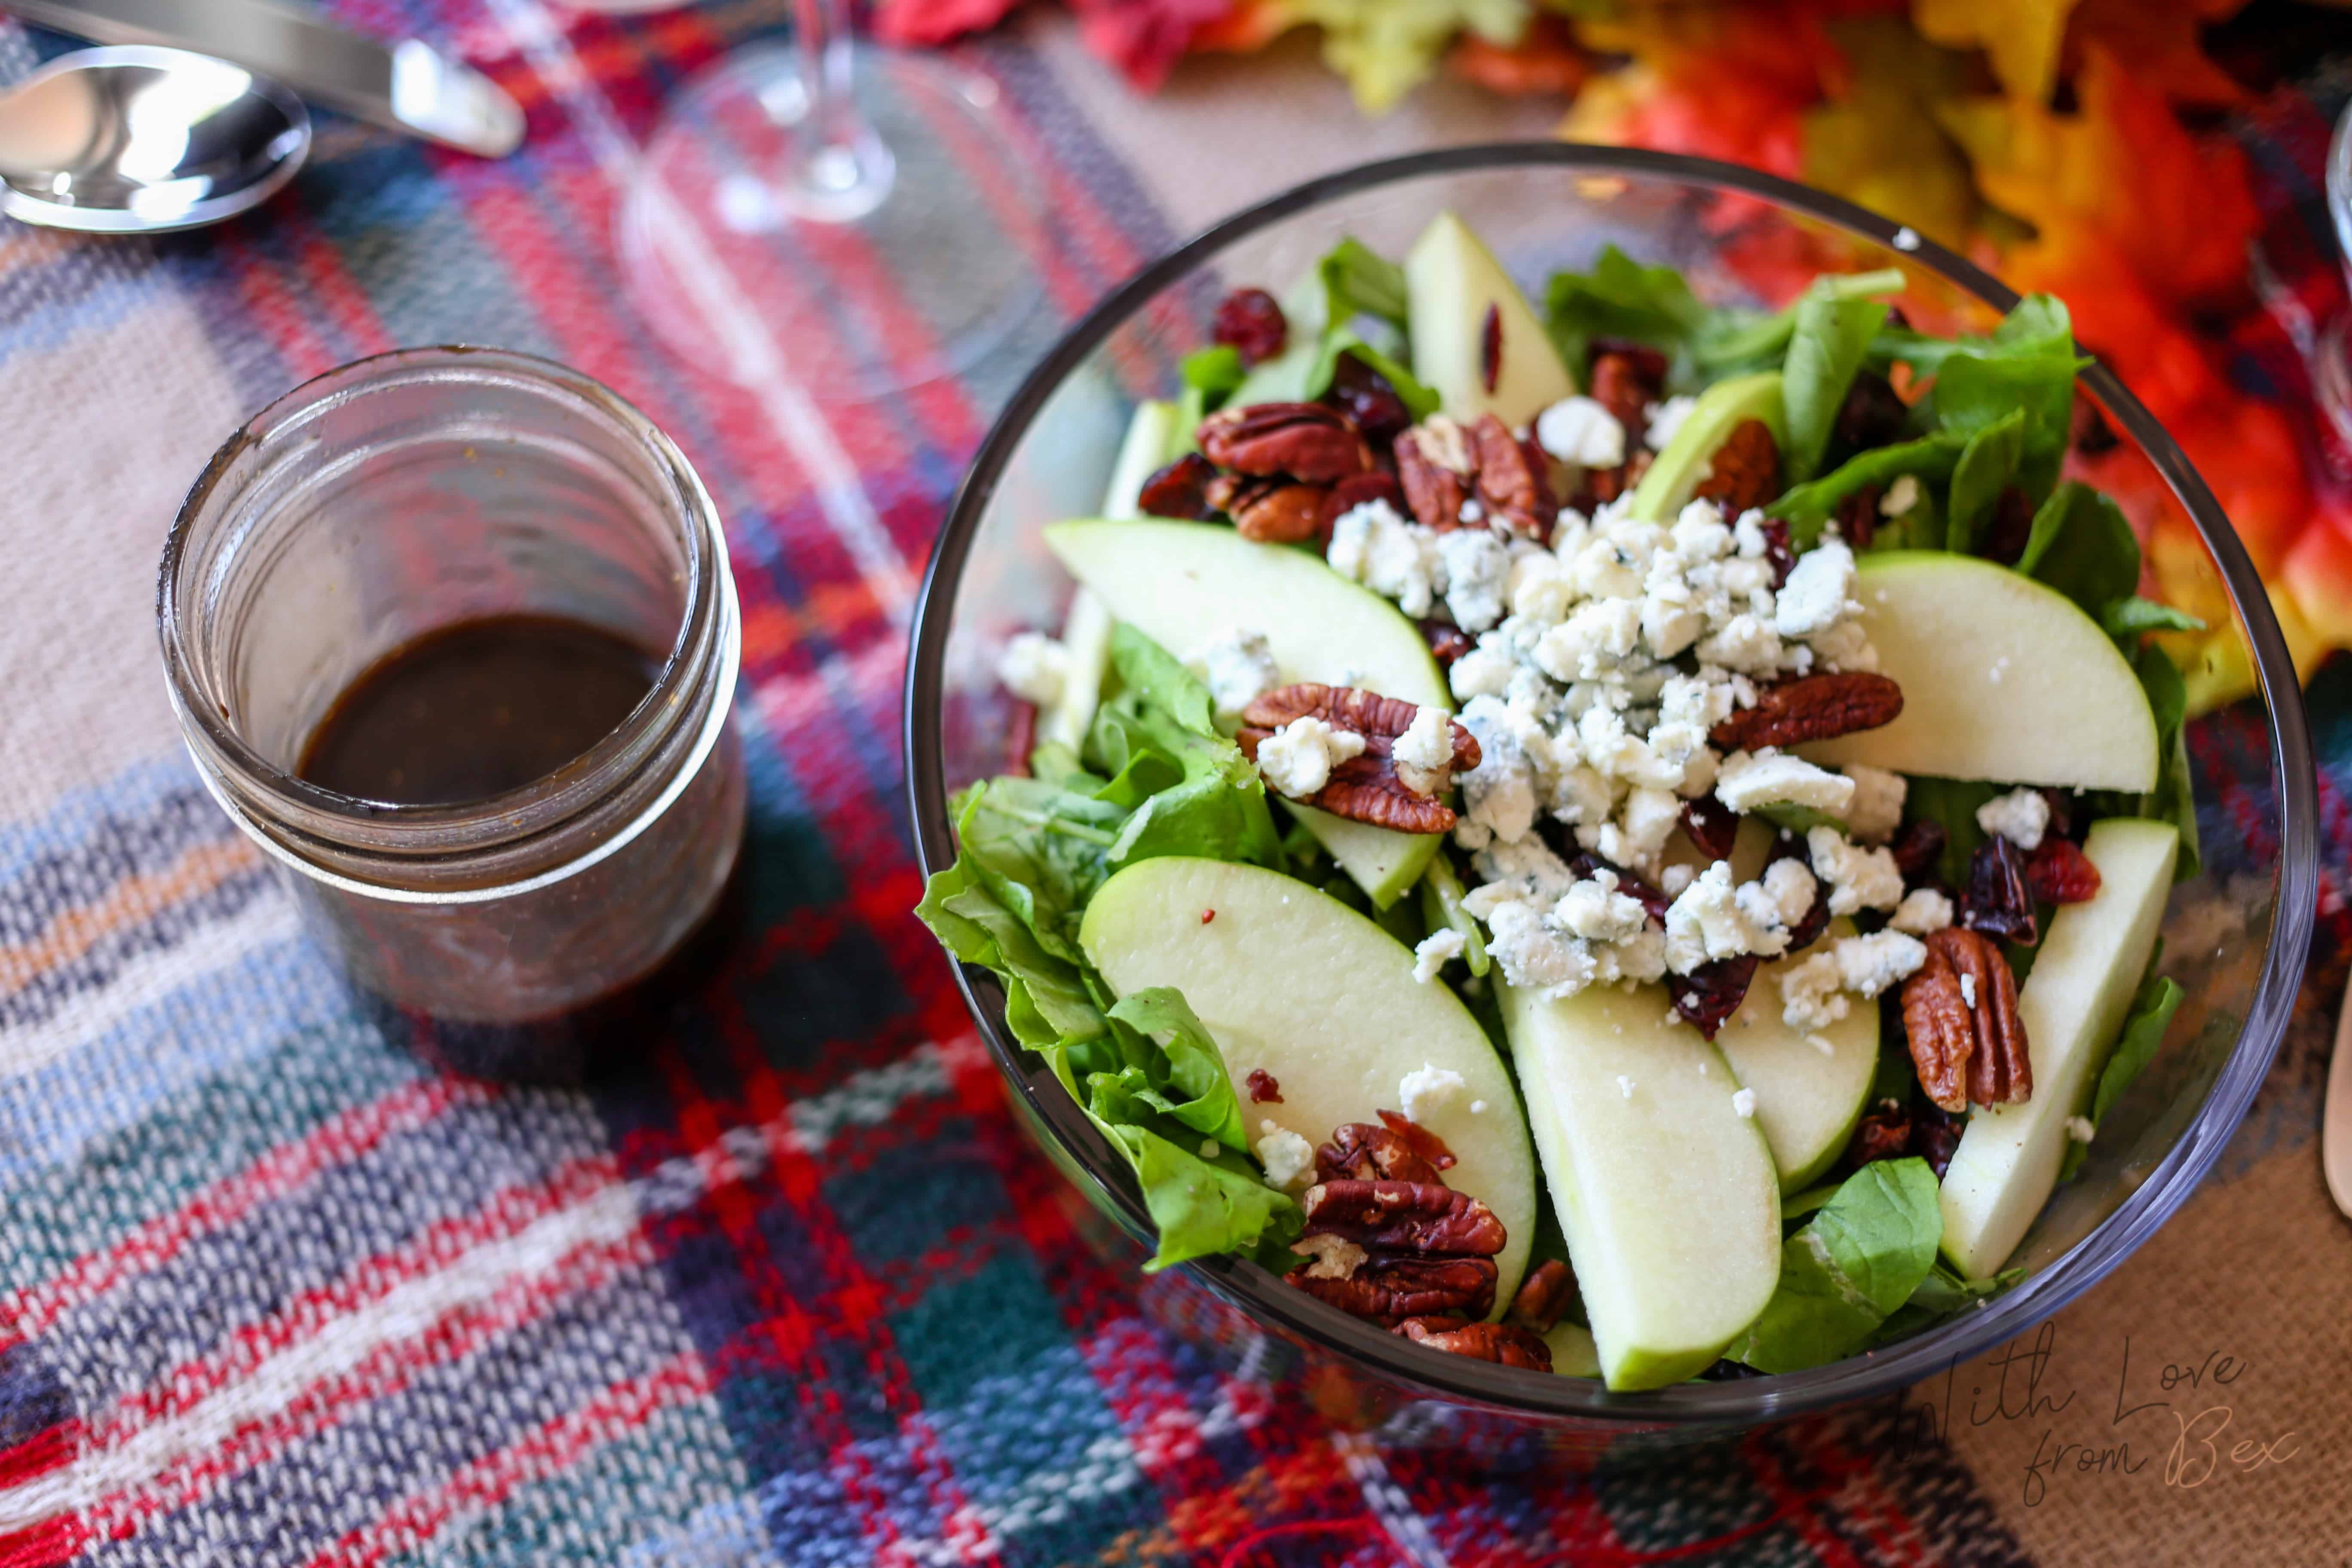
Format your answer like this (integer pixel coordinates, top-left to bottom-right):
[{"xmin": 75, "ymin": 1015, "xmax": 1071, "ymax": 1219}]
[{"xmin": 159, "ymin": 348, "xmax": 746, "ymax": 1031}]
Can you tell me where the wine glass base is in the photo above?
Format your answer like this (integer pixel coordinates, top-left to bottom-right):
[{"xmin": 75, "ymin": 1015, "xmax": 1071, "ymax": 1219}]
[{"xmin": 618, "ymin": 46, "xmax": 1050, "ymax": 401}]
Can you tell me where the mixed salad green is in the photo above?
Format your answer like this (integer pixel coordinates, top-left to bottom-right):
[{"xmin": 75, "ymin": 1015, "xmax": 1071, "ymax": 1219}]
[{"xmin": 920, "ymin": 212, "xmax": 2199, "ymax": 1389}]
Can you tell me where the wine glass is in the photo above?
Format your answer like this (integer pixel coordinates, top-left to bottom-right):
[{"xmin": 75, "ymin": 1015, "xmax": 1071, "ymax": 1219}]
[{"xmin": 613, "ymin": 0, "xmax": 1050, "ymax": 401}]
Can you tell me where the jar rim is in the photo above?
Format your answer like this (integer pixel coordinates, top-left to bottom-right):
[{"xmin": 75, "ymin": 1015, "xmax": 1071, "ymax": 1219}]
[{"xmin": 158, "ymin": 346, "xmax": 729, "ymax": 878}]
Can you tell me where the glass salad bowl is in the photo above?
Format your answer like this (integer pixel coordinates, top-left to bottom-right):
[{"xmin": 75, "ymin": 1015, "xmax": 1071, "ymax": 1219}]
[{"xmin": 902, "ymin": 144, "xmax": 2318, "ymax": 1463}]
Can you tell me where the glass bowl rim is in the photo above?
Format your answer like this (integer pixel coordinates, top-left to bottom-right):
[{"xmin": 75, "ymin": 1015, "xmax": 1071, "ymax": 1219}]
[{"xmin": 903, "ymin": 142, "xmax": 2319, "ymax": 1424}]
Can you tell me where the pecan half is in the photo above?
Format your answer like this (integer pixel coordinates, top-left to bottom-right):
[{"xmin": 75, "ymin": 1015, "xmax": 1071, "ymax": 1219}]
[
  {"xmin": 1237, "ymin": 684, "xmax": 1481, "ymax": 834},
  {"xmin": 1690, "ymin": 418, "xmax": 1782, "ymax": 513},
  {"xmin": 1136, "ymin": 453, "xmax": 1218, "ymax": 521},
  {"xmin": 1587, "ymin": 344, "xmax": 1664, "ymax": 440},
  {"xmin": 1318, "ymin": 1116, "xmax": 1449, "ymax": 1185},
  {"xmin": 1199, "ymin": 402, "xmax": 1373, "ymax": 482},
  {"xmin": 1470, "ymin": 413, "xmax": 1556, "ymax": 538},
  {"xmin": 1396, "ymin": 422, "xmax": 1472, "ymax": 530},
  {"xmin": 1301, "ymin": 1180, "xmax": 1508, "ymax": 1257},
  {"xmin": 1210, "ymin": 474, "xmax": 1327, "ymax": 545},
  {"xmin": 1396, "ymin": 1316, "xmax": 1553, "ymax": 1370},
  {"xmin": 1505, "ymin": 1259, "xmax": 1578, "ymax": 1334},
  {"xmin": 1901, "ymin": 928, "xmax": 2031, "ymax": 1112},
  {"xmin": 1291, "ymin": 1255, "xmax": 1498, "ymax": 1326},
  {"xmin": 1707, "ymin": 671, "xmax": 1904, "ymax": 751}
]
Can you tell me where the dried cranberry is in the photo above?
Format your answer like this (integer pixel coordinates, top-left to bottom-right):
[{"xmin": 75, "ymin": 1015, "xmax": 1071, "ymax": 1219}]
[
  {"xmin": 1325, "ymin": 352, "xmax": 1412, "ymax": 449},
  {"xmin": 2026, "ymin": 836, "xmax": 2103, "ymax": 904},
  {"xmin": 1479, "ymin": 303, "xmax": 1504, "ymax": 395},
  {"xmin": 1246, "ymin": 1069, "xmax": 1282, "ymax": 1102},
  {"xmin": 1007, "ymin": 699, "xmax": 1036, "ymax": 777},
  {"xmin": 1979, "ymin": 486, "xmax": 2034, "ymax": 566},
  {"xmin": 1681, "ymin": 795, "xmax": 1740, "ymax": 862},
  {"xmin": 1847, "ymin": 1099, "xmax": 1912, "ymax": 1165},
  {"xmin": 1910, "ymin": 1104, "xmax": 1962, "ymax": 1179},
  {"xmin": 1136, "ymin": 453, "xmax": 1219, "ymax": 521},
  {"xmin": 1758, "ymin": 516, "xmax": 1796, "ymax": 588},
  {"xmin": 2039, "ymin": 787, "xmax": 2074, "ymax": 840},
  {"xmin": 1834, "ymin": 369, "xmax": 1909, "ymax": 452},
  {"xmin": 1669, "ymin": 955, "xmax": 1761, "ymax": 1039},
  {"xmin": 1566, "ymin": 852, "xmax": 1670, "ymax": 925},
  {"xmin": 1419, "ymin": 619, "xmax": 1473, "ymax": 667},
  {"xmin": 1834, "ymin": 484, "xmax": 1880, "ymax": 548},
  {"xmin": 1211, "ymin": 287, "xmax": 1287, "ymax": 366},
  {"xmin": 1961, "ymin": 836, "xmax": 2039, "ymax": 946},
  {"xmin": 2070, "ymin": 398, "xmax": 2118, "ymax": 455},
  {"xmin": 1889, "ymin": 818, "xmax": 1947, "ymax": 881}
]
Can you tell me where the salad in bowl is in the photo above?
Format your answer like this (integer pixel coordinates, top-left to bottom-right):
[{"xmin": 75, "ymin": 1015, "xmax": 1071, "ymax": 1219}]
[{"xmin": 916, "ymin": 208, "xmax": 2202, "ymax": 1393}]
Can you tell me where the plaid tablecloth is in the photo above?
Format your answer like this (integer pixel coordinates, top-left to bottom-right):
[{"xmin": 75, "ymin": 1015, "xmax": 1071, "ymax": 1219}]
[{"xmin": 1, "ymin": 6, "xmax": 2348, "ymax": 1564}]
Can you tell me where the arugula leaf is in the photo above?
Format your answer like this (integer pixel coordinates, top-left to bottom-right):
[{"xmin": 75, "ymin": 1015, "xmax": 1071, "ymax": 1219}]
[
  {"xmin": 2018, "ymin": 481, "xmax": 2138, "ymax": 616},
  {"xmin": 1901, "ymin": 775, "xmax": 2003, "ymax": 887},
  {"xmin": 2134, "ymin": 642, "xmax": 2201, "ymax": 880},
  {"xmin": 1691, "ymin": 268, "xmax": 1908, "ymax": 378},
  {"xmin": 1869, "ymin": 1261, "xmax": 2026, "ymax": 1345},
  {"xmin": 1729, "ymin": 1158, "xmax": 1944, "ymax": 1373},
  {"xmin": 1542, "ymin": 244, "xmax": 1709, "ymax": 371},
  {"xmin": 1180, "ymin": 344, "xmax": 1247, "ymax": 401},
  {"xmin": 1781, "ymin": 288, "xmax": 1892, "ymax": 484},
  {"xmin": 1945, "ymin": 408, "xmax": 2025, "ymax": 554},
  {"xmin": 1769, "ymin": 429, "xmax": 1969, "ymax": 544},
  {"xmin": 2059, "ymin": 962, "xmax": 2185, "ymax": 1181},
  {"xmin": 1317, "ymin": 237, "xmax": 1411, "ymax": 329},
  {"xmin": 2103, "ymin": 597, "xmax": 2204, "ymax": 639}
]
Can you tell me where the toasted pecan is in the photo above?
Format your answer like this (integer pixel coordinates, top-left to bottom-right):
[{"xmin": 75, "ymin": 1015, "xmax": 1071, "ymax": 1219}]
[
  {"xmin": 1690, "ymin": 417, "xmax": 1782, "ymax": 513},
  {"xmin": 1505, "ymin": 1259, "xmax": 1579, "ymax": 1335},
  {"xmin": 1470, "ymin": 413, "xmax": 1556, "ymax": 538},
  {"xmin": 1236, "ymin": 684, "xmax": 1480, "ymax": 833},
  {"xmin": 1209, "ymin": 475, "xmax": 1327, "ymax": 544},
  {"xmin": 1901, "ymin": 928, "xmax": 2031, "ymax": 1112},
  {"xmin": 1707, "ymin": 671, "xmax": 1904, "ymax": 751},
  {"xmin": 1291, "ymin": 1254, "xmax": 1499, "ymax": 1326},
  {"xmin": 1301, "ymin": 1180, "xmax": 1508, "ymax": 1258},
  {"xmin": 1198, "ymin": 402, "xmax": 1373, "ymax": 483},
  {"xmin": 1396, "ymin": 1316, "xmax": 1553, "ymax": 1370}
]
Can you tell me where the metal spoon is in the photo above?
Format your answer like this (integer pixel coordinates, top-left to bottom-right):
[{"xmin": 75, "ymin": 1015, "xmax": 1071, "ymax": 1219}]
[{"xmin": 0, "ymin": 44, "xmax": 308, "ymax": 233}]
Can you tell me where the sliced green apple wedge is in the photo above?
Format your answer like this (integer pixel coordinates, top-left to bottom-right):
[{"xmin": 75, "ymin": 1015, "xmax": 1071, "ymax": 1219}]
[
  {"xmin": 1544, "ymin": 1320, "xmax": 1603, "ymax": 1378},
  {"xmin": 1406, "ymin": 212, "xmax": 1576, "ymax": 426},
  {"xmin": 1628, "ymin": 371, "xmax": 1786, "ymax": 521},
  {"xmin": 1713, "ymin": 921, "xmax": 1880, "ymax": 1191},
  {"xmin": 1499, "ymin": 977, "xmax": 1781, "ymax": 1389},
  {"xmin": 1939, "ymin": 818, "xmax": 2180, "ymax": 1278},
  {"xmin": 1803, "ymin": 553, "xmax": 2159, "ymax": 793},
  {"xmin": 1039, "ymin": 402, "xmax": 1180, "ymax": 752},
  {"xmin": 1080, "ymin": 856, "xmax": 1537, "ymax": 1309},
  {"xmin": 1044, "ymin": 518, "xmax": 1449, "ymax": 905}
]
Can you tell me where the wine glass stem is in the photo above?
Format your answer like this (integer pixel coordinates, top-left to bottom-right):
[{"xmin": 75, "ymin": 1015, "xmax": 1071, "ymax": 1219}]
[{"xmin": 788, "ymin": 0, "xmax": 893, "ymax": 217}]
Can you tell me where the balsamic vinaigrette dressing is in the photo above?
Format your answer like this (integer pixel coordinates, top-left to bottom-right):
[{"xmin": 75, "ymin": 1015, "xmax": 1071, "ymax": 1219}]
[
  {"xmin": 297, "ymin": 613, "xmax": 744, "ymax": 1081},
  {"xmin": 297, "ymin": 614, "xmax": 658, "ymax": 806}
]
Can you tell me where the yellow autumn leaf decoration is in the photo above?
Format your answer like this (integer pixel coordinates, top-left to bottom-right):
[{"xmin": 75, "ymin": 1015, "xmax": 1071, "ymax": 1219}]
[{"xmin": 1911, "ymin": 0, "xmax": 2077, "ymax": 102}]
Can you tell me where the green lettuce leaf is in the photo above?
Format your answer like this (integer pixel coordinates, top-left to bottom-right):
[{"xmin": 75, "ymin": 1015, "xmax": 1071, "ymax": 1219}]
[
  {"xmin": 1181, "ymin": 344, "xmax": 1247, "ymax": 401},
  {"xmin": 2059, "ymin": 961, "xmax": 2184, "ymax": 1182},
  {"xmin": 1543, "ymin": 244, "xmax": 1710, "ymax": 372},
  {"xmin": 1781, "ymin": 288, "xmax": 1893, "ymax": 484},
  {"xmin": 1869, "ymin": 1261, "xmax": 2026, "ymax": 1345},
  {"xmin": 1318, "ymin": 236, "xmax": 1411, "ymax": 329},
  {"xmin": 1105, "ymin": 988, "xmax": 1251, "ymax": 1150},
  {"xmin": 1085, "ymin": 626, "xmax": 1286, "ymax": 873},
  {"xmin": 1729, "ymin": 1157, "xmax": 1944, "ymax": 1373}
]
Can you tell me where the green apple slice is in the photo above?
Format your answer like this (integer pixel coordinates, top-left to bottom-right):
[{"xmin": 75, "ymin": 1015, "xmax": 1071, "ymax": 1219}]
[
  {"xmin": 1499, "ymin": 977, "xmax": 1781, "ymax": 1390},
  {"xmin": 1802, "ymin": 553, "xmax": 2159, "ymax": 793},
  {"xmin": 1713, "ymin": 921, "xmax": 1880, "ymax": 1191},
  {"xmin": 1544, "ymin": 1320, "xmax": 1603, "ymax": 1378},
  {"xmin": 1044, "ymin": 518, "xmax": 1449, "ymax": 905},
  {"xmin": 1039, "ymin": 403, "xmax": 1180, "ymax": 753},
  {"xmin": 1628, "ymin": 371, "xmax": 1787, "ymax": 521},
  {"xmin": 1406, "ymin": 211, "xmax": 1577, "ymax": 426},
  {"xmin": 1939, "ymin": 818, "xmax": 2180, "ymax": 1278},
  {"xmin": 1080, "ymin": 856, "xmax": 1538, "ymax": 1310}
]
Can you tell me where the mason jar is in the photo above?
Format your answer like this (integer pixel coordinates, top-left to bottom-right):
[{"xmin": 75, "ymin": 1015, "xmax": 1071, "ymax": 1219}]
[{"xmin": 158, "ymin": 347, "xmax": 746, "ymax": 1030}]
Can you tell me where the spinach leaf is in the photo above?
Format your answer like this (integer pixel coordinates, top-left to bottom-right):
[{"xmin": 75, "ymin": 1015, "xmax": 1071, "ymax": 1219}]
[
  {"xmin": 1543, "ymin": 244, "xmax": 1709, "ymax": 370},
  {"xmin": 2059, "ymin": 961, "xmax": 2185, "ymax": 1181},
  {"xmin": 1908, "ymin": 294, "xmax": 2083, "ymax": 505},
  {"xmin": 1900, "ymin": 775, "xmax": 2003, "ymax": 888},
  {"xmin": 2018, "ymin": 482, "xmax": 2139, "ymax": 617},
  {"xmin": 1869, "ymin": 1262, "xmax": 2026, "ymax": 1345},
  {"xmin": 1729, "ymin": 1157, "xmax": 1944, "ymax": 1373},
  {"xmin": 1691, "ymin": 268, "xmax": 1907, "ymax": 377},
  {"xmin": 1781, "ymin": 289, "xmax": 1891, "ymax": 484},
  {"xmin": 1945, "ymin": 408, "xmax": 2025, "ymax": 554},
  {"xmin": 1318, "ymin": 237, "xmax": 1411, "ymax": 329},
  {"xmin": 1769, "ymin": 429, "xmax": 1969, "ymax": 543},
  {"xmin": 2103, "ymin": 597, "xmax": 2205, "ymax": 640}
]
